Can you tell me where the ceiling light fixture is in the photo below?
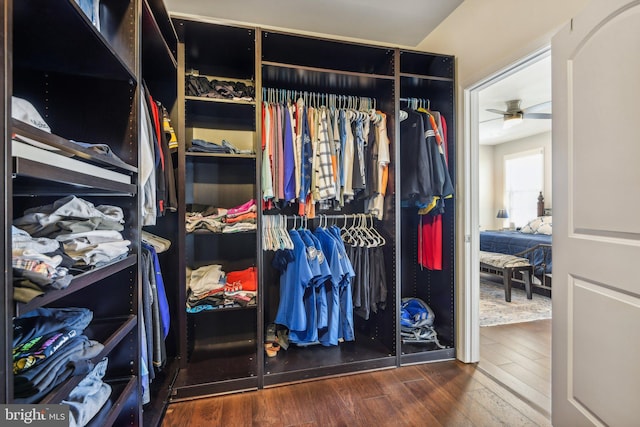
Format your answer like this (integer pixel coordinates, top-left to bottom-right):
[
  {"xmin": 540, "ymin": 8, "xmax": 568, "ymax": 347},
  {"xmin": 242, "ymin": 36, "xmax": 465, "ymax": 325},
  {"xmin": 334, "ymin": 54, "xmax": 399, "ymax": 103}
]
[{"xmin": 503, "ymin": 112, "xmax": 523, "ymax": 129}]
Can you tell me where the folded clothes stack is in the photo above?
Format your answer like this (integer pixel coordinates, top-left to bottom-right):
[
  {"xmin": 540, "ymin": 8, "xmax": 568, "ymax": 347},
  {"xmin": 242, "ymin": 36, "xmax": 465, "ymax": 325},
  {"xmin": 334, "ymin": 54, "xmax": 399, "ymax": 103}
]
[
  {"xmin": 185, "ymin": 75, "xmax": 255, "ymax": 101},
  {"xmin": 186, "ymin": 265, "xmax": 257, "ymax": 313},
  {"xmin": 12, "ymin": 195, "xmax": 131, "ymax": 302},
  {"xmin": 187, "ymin": 138, "xmax": 254, "ymax": 155},
  {"xmin": 186, "ymin": 199, "xmax": 257, "ymax": 234},
  {"xmin": 12, "ymin": 307, "xmax": 104, "ymax": 404}
]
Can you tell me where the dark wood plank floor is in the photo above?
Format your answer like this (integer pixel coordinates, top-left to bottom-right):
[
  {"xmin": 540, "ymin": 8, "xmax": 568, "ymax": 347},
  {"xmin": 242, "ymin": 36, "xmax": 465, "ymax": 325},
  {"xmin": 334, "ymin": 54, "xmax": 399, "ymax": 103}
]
[
  {"xmin": 479, "ymin": 319, "xmax": 552, "ymax": 418},
  {"xmin": 161, "ymin": 358, "xmax": 551, "ymax": 427}
]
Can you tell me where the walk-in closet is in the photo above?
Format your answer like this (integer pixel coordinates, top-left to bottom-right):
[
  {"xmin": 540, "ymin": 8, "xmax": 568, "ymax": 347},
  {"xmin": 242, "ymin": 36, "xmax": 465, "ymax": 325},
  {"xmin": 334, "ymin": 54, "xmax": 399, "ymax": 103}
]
[{"xmin": 1, "ymin": 4, "xmax": 457, "ymax": 426}]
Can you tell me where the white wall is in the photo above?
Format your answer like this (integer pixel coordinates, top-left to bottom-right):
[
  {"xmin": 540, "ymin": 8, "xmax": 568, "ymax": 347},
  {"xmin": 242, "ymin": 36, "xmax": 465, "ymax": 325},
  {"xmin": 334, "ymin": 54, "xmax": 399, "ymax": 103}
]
[
  {"xmin": 416, "ymin": 0, "xmax": 587, "ymax": 360},
  {"xmin": 418, "ymin": 0, "xmax": 589, "ymax": 87},
  {"xmin": 484, "ymin": 131, "xmax": 552, "ymax": 229},
  {"xmin": 478, "ymin": 145, "xmax": 494, "ymax": 231}
]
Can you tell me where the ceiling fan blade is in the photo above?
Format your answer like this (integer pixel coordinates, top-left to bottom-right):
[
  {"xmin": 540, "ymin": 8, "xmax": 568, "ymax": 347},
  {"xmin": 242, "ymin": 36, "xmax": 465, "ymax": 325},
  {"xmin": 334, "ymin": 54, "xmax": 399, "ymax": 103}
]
[
  {"xmin": 486, "ymin": 108, "xmax": 507, "ymax": 115},
  {"xmin": 523, "ymin": 112, "xmax": 552, "ymax": 120},
  {"xmin": 522, "ymin": 101, "xmax": 551, "ymax": 113},
  {"xmin": 480, "ymin": 117, "xmax": 503, "ymax": 124}
]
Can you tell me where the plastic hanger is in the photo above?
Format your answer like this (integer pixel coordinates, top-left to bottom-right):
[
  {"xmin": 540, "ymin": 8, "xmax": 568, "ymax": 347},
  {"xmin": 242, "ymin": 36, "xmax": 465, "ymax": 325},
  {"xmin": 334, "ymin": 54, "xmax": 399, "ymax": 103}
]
[
  {"xmin": 283, "ymin": 215, "xmax": 294, "ymax": 249},
  {"xmin": 366, "ymin": 214, "xmax": 385, "ymax": 247}
]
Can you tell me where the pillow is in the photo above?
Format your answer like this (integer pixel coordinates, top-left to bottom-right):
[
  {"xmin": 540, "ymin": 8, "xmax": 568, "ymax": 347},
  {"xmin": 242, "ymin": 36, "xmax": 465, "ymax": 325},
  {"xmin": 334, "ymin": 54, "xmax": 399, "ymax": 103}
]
[
  {"xmin": 520, "ymin": 217, "xmax": 543, "ymax": 234},
  {"xmin": 537, "ymin": 218, "xmax": 553, "ymax": 235},
  {"xmin": 521, "ymin": 216, "xmax": 552, "ymax": 234}
]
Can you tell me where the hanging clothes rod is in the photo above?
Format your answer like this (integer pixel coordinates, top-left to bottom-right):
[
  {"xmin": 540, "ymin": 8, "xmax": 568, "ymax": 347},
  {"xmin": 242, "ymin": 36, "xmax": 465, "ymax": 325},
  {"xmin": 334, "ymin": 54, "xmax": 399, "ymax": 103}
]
[
  {"xmin": 279, "ymin": 213, "xmax": 378, "ymax": 220},
  {"xmin": 400, "ymin": 97, "xmax": 431, "ymax": 109},
  {"xmin": 262, "ymin": 86, "xmax": 377, "ymax": 110}
]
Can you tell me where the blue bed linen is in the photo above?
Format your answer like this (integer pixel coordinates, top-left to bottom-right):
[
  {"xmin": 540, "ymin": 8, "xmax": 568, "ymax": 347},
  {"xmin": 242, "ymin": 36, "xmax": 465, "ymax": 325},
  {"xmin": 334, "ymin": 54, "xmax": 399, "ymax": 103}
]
[{"xmin": 480, "ymin": 230, "xmax": 552, "ymax": 274}]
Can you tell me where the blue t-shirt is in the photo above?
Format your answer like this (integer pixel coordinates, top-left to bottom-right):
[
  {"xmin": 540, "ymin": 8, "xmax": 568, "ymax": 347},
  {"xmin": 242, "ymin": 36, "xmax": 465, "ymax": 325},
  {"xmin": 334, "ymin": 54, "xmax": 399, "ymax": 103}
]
[
  {"xmin": 329, "ymin": 226, "xmax": 356, "ymax": 342},
  {"xmin": 274, "ymin": 230, "xmax": 313, "ymax": 332},
  {"xmin": 314, "ymin": 227, "xmax": 346, "ymax": 346},
  {"xmin": 288, "ymin": 229, "xmax": 330, "ymax": 344}
]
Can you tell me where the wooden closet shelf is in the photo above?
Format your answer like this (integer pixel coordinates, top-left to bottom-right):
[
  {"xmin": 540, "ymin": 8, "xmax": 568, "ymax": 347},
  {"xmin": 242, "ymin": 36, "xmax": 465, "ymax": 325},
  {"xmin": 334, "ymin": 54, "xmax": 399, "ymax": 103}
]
[
  {"xmin": 38, "ymin": 315, "xmax": 137, "ymax": 405},
  {"xmin": 15, "ymin": 255, "xmax": 137, "ymax": 316},
  {"xmin": 14, "ymin": 0, "xmax": 136, "ymax": 81},
  {"xmin": 12, "ymin": 119, "xmax": 138, "ymax": 173}
]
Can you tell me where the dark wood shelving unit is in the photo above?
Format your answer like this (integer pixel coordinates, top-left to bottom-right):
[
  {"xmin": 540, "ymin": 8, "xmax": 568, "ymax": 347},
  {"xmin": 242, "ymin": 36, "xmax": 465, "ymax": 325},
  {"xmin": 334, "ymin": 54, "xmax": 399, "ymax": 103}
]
[
  {"xmin": 398, "ymin": 50, "xmax": 456, "ymax": 365},
  {"xmin": 4, "ymin": 1, "xmax": 147, "ymax": 425},
  {"xmin": 13, "ymin": 0, "xmax": 136, "ymax": 81},
  {"xmin": 160, "ymin": 17, "xmax": 457, "ymax": 403},
  {"xmin": 169, "ymin": 17, "xmax": 260, "ymax": 400}
]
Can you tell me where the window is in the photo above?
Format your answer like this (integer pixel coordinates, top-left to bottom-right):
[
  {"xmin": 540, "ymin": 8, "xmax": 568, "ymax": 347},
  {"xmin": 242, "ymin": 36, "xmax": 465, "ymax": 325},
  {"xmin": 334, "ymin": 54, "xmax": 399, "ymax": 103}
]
[{"xmin": 504, "ymin": 149, "xmax": 544, "ymax": 227}]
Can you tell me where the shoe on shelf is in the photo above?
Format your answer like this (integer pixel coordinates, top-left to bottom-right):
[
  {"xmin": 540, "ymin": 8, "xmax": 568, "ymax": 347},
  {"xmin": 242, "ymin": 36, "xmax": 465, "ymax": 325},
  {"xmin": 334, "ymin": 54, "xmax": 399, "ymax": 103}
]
[
  {"xmin": 265, "ymin": 323, "xmax": 277, "ymax": 343},
  {"xmin": 264, "ymin": 342, "xmax": 280, "ymax": 358}
]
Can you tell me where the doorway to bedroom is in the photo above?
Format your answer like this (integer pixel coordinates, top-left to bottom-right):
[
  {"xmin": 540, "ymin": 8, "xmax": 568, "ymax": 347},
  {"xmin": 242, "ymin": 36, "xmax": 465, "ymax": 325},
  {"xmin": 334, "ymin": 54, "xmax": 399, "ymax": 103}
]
[{"xmin": 471, "ymin": 47, "xmax": 553, "ymax": 416}]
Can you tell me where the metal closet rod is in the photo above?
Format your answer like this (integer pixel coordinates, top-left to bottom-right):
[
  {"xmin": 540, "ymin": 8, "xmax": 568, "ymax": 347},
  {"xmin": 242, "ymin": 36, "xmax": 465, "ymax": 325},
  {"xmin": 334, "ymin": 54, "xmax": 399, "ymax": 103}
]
[
  {"xmin": 262, "ymin": 87, "xmax": 377, "ymax": 110},
  {"xmin": 399, "ymin": 97, "xmax": 431, "ymax": 109},
  {"xmin": 278, "ymin": 213, "xmax": 378, "ymax": 220}
]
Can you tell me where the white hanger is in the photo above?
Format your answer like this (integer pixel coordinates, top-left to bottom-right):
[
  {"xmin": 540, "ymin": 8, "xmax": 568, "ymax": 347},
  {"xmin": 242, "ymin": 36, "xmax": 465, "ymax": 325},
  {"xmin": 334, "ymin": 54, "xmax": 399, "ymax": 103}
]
[{"xmin": 367, "ymin": 214, "xmax": 382, "ymax": 247}]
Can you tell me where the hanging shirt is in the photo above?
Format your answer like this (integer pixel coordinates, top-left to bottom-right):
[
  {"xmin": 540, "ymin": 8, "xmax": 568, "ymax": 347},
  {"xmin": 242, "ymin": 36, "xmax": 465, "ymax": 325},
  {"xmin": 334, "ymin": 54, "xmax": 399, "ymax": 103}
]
[
  {"xmin": 273, "ymin": 230, "xmax": 313, "ymax": 332},
  {"xmin": 294, "ymin": 101, "xmax": 303, "ymax": 202},
  {"xmin": 367, "ymin": 112, "xmax": 391, "ymax": 219},
  {"xmin": 283, "ymin": 104, "xmax": 296, "ymax": 202},
  {"xmin": 262, "ymin": 102, "xmax": 274, "ymax": 200},
  {"xmin": 332, "ymin": 108, "xmax": 343, "ymax": 204},
  {"xmin": 298, "ymin": 100, "xmax": 313, "ymax": 211},
  {"xmin": 342, "ymin": 110, "xmax": 355, "ymax": 202},
  {"xmin": 314, "ymin": 107, "xmax": 337, "ymax": 201},
  {"xmin": 314, "ymin": 227, "xmax": 346, "ymax": 346},
  {"xmin": 328, "ymin": 225, "xmax": 355, "ymax": 342}
]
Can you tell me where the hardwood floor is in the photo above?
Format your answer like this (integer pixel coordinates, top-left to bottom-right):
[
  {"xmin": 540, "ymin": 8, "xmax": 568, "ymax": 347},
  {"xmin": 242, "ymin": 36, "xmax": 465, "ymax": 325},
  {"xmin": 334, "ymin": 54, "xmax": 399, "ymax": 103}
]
[
  {"xmin": 479, "ymin": 319, "xmax": 552, "ymax": 418},
  {"xmin": 161, "ymin": 359, "xmax": 551, "ymax": 427}
]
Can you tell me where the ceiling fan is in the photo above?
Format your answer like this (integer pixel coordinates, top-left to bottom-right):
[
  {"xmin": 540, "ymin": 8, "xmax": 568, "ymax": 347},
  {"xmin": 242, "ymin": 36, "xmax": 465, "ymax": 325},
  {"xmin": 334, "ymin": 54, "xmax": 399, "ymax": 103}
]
[{"xmin": 484, "ymin": 99, "xmax": 552, "ymax": 128}]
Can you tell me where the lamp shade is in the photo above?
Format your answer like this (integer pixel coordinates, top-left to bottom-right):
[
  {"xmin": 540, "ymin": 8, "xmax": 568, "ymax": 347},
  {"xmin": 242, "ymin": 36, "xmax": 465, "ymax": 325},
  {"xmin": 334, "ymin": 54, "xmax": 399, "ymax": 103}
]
[{"xmin": 496, "ymin": 209, "xmax": 509, "ymax": 219}]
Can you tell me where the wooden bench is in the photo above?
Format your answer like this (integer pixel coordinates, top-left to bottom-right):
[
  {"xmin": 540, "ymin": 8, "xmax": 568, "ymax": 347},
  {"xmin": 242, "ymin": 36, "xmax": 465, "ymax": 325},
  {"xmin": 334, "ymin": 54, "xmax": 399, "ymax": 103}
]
[{"xmin": 479, "ymin": 251, "xmax": 533, "ymax": 302}]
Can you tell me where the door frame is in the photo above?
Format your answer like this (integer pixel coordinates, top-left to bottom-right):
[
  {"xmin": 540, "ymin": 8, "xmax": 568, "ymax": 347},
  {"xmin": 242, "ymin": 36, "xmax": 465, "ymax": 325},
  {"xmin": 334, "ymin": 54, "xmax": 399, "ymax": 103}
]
[{"xmin": 459, "ymin": 46, "xmax": 550, "ymax": 363}]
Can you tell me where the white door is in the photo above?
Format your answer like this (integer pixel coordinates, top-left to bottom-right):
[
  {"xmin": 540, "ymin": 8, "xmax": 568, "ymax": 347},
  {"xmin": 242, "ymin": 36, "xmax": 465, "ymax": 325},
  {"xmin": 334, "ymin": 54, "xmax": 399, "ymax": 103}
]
[{"xmin": 552, "ymin": 1, "xmax": 640, "ymax": 425}]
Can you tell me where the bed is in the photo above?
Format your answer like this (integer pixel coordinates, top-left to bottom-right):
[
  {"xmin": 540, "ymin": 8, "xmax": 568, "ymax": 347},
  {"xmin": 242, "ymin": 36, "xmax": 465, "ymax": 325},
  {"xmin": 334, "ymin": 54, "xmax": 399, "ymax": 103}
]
[{"xmin": 480, "ymin": 193, "xmax": 552, "ymax": 291}]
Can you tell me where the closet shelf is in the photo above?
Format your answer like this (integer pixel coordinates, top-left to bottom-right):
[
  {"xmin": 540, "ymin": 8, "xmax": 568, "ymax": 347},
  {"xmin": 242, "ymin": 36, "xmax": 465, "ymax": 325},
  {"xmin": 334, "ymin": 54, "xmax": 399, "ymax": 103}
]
[
  {"xmin": 142, "ymin": 0, "xmax": 178, "ymax": 106},
  {"xmin": 142, "ymin": 0, "xmax": 177, "ymax": 68},
  {"xmin": 39, "ymin": 315, "xmax": 137, "ymax": 405},
  {"xmin": 262, "ymin": 61, "xmax": 395, "ymax": 81},
  {"xmin": 12, "ymin": 119, "xmax": 138, "ymax": 173},
  {"xmin": 188, "ymin": 230, "xmax": 257, "ymax": 236},
  {"xmin": 400, "ymin": 347, "xmax": 456, "ymax": 365},
  {"xmin": 85, "ymin": 316, "xmax": 138, "ymax": 352},
  {"xmin": 261, "ymin": 30, "xmax": 395, "ymax": 77},
  {"xmin": 399, "ymin": 72, "xmax": 454, "ymax": 82},
  {"xmin": 15, "ymin": 255, "xmax": 137, "ymax": 317},
  {"xmin": 185, "ymin": 95, "xmax": 255, "ymax": 105},
  {"xmin": 263, "ymin": 337, "xmax": 395, "ymax": 380},
  {"xmin": 185, "ymin": 99, "xmax": 256, "ymax": 131},
  {"xmin": 144, "ymin": 0, "xmax": 178, "ymax": 53},
  {"xmin": 12, "ymin": 140, "xmax": 137, "ymax": 196},
  {"xmin": 14, "ymin": 0, "xmax": 136, "ymax": 81},
  {"xmin": 187, "ymin": 305, "xmax": 257, "ymax": 314},
  {"xmin": 12, "ymin": 157, "xmax": 136, "ymax": 196},
  {"xmin": 262, "ymin": 62, "xmax": 396, "ymax": 95},
  {"xmin": 85, "ymin": 377, "xmax": 138, "ymax": 427},
  {"xmin": 186, "ymin": 152, "xmax": 256, "ymax": 159}
]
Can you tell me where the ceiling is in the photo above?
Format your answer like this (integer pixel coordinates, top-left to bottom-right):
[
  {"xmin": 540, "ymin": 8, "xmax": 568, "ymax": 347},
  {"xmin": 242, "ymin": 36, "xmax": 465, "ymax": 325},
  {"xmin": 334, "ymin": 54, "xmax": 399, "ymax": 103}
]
[
  {"xmin": 478, "ymin": 55, "xmax": 552, "ymax": 145},
  {"xmin": 163, "ymin": 1, "xmax": 552, "ymax": 146},
  {"xmin": 164, "ymin": 0, "xmax": 464, "ymax": 46}
]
